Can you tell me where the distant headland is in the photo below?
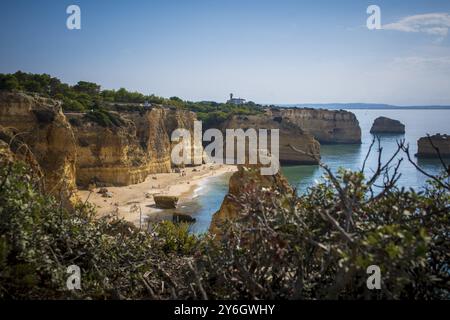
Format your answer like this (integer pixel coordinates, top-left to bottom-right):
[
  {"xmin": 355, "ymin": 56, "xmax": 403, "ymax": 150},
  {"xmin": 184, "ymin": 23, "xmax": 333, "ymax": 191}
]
[{"xmin": 277, "ymin": 103, "xmax": 450, "ymax": 110}]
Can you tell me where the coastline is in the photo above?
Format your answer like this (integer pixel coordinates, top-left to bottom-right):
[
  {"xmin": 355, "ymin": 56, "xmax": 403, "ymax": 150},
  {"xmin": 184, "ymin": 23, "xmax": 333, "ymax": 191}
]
[{"xmin": 77, "ymin": 164, "xmax": 237, "ymax": 227}]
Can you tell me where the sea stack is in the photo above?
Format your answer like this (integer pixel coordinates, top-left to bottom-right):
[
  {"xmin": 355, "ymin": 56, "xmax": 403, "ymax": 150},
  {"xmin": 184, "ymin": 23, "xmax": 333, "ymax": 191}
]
[
  {"xmin": 209, "ymin": 165, "xmax": 295, "ymax": 237},
  {"xmin": 370, "ymin": 116, "xmax": 405, "ymax": 134},
  {"xmin": 416, "ymin": 134, "xmax": 450, "ymax": 158}
]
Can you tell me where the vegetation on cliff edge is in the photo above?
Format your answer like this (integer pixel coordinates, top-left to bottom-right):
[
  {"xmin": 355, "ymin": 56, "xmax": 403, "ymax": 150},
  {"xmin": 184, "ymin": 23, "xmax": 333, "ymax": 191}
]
[{"xmin": 0, "ymin": 71, "xmax": 264, "ymax": 128}]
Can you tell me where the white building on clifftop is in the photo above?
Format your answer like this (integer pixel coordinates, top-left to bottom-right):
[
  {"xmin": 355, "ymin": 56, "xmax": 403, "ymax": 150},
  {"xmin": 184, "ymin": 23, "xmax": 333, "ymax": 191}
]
[{"xmin": 227, "ymin": 93, "xmax": 246, "ymax": 105}]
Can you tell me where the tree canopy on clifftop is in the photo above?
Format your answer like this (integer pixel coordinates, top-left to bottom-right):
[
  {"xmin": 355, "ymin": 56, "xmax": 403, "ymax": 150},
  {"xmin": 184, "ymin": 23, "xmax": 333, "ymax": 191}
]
[{"xmin": 0, "ymin": 71, "xmax": 263, "ymax": 127}]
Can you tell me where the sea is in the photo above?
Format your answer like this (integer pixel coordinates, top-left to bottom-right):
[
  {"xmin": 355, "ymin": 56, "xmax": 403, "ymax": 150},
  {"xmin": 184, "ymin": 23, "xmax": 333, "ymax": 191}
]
[{"xmin": 177, "ymin": 109, "xmax": 450, "ymax": 234}]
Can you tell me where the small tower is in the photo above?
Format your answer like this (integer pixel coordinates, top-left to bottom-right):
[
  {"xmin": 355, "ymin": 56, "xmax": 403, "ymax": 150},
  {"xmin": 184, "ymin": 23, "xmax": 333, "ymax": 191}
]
[{"xmin": 230, "ymin": 93, "xmax": 233, "ymax": 100}]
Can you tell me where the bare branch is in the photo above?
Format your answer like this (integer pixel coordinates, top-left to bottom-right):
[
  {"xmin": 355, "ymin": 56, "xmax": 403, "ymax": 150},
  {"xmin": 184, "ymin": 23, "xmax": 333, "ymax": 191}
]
[
  {"xmin": 361, "ymin": 136, "xmax": 376, "ymax": 173},
  {"xmin": 401, "ymin": 142, "xmax": 449, "ymax": 191},
  {"xmin": 426, "ymin": 134, "xmax": 449, "ymax": 175}
]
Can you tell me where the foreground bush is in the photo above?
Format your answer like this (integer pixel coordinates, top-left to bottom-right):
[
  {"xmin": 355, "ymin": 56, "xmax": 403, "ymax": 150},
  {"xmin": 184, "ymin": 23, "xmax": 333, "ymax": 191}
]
[
  {"xmin": 195, "ymin": 168, "xmax": 449, "ymax": 299},
  {"xmin": 0, "ymin": 161, "xmax": 201, "ymax": 299},
  {"xmin": 0, "ymin": 151, "xmax": 448, "ymax": 299}
]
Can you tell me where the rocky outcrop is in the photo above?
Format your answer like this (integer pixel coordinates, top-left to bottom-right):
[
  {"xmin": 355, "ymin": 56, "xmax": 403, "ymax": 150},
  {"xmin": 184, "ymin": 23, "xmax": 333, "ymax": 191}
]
[
  {"xmin": 0, "ymin": 92, "xmax": 203, "ymax": 191},
  {"xmin": 416, "ymin": 134, "xmax": 450, "ymax": 158},
  {"xmin": 370, "ymin": 116, "xmax": 405, "ymax": 134},
  {"xmin": 219, "ymin": 114, "xmax": 320, "ymax": 165},
  {"xmin": 0, "ymin": 92, "xmax": 77, "ymax": 204},
  {"xmin": 268, "ymin": 108, "xmax": 361, "ymax": 144},
  {"xmin": 209, "ymin": 165, "xmax": 295, "ymax": 236}
]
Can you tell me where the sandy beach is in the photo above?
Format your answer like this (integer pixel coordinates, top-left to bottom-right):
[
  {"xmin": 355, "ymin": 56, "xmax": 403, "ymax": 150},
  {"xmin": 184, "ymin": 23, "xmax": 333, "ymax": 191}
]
[{"xmin": 77, "ymin": 164, "xmax": 237, "ymax": 227}]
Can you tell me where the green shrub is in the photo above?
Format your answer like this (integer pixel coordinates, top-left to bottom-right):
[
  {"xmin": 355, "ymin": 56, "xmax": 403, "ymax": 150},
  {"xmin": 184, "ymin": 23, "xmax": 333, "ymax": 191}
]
[
  {"xmin": 0, "ymin": 74, "xmax": 20, "ymax": 91},
  {"xmin": 84, "ymin": 109, "xmax": 125, "ymax": 127},
  {"xmin": 0, "ymin": 160, "xmax": 200, "ymax": 299},
  {"xmin": 153, "ymin": 221, "xmax": 199, "ymax": 255},
  {"xmin": 62, "ymin": 98, "xmax": 86, "ymax": 112},
  {"xmin": 194, "ymin": 168, "xmax": 449, "ymax": 299}
]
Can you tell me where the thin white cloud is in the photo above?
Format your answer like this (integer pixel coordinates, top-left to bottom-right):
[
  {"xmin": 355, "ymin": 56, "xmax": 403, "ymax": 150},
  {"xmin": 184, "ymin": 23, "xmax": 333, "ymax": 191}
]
[{"xmin": 383, "ymin": 13, "xmax": 450, "ymax": 37}]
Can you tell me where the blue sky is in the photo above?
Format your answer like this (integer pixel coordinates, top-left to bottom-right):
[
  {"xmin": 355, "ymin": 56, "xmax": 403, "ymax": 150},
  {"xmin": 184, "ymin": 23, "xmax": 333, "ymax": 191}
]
[{"xmin": 1, "ymin": 0, "xmax": 450, "ymax": 105}]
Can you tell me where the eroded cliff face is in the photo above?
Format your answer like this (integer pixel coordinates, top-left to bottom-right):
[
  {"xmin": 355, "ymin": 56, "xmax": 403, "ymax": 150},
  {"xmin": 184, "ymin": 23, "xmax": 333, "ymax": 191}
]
[
  {"xmin": 269, "ymin": 108, "xmax": 361, "ymax": 144},
  {"xmin": 0, "ymin": 92, "xmax": 204, "ymax": 192},
  {"xmin": 209, "ymin": 165, "xmax": 295, "ymax": 237},
  {"xmin": 67, "ymin": 113, "xmax": 154, "ymax": 187},
  {"xmin": 0, "ymin": 92, "xmax": 78, "ymax": 204},
  {"xmin": 219, "ymin": 113, "xmax": 320, "ymax": 165},
  {"xmin": 158, "ymin": 108, "xmax": 203, "ymax": 165},
  {"xmin": 67, "ymin": 107, "xmax": 203, "ymax": 187}
]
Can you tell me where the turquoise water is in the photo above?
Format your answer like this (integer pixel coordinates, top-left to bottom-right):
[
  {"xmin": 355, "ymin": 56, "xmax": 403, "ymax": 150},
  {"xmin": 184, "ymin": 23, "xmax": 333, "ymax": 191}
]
[
  {"xmin": 179, "ymin": 172, "xmax": 234, "ymax": 234},
  {"xmin": 285, "ymin": 109, "xmax": 450, "ymax": 194},
  {"xmin": 186, "ymin": 109, "xmax": 450, "ymax": 234}
]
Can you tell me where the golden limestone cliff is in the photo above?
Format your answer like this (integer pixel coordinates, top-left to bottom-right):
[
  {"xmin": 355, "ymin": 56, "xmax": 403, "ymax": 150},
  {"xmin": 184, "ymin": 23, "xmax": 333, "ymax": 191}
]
[
  {"xmin": 209, "ymin": 165, "xmax": 295, "ymax": 237},
  {"xmin": 67, "ymin": 107, "xmax": 203, "ymax": 187},
  {"xmin": 157, "ymin": 108, "xmax": 203, "ymax": 166},
  {"xmin": 219, "ymin": 113, "xmax": 321, "ymax": 165},
  {"xmin": 0, "ymin": 92, "xmax": 203, "ymax": 192},
  {"xmin": 67, "ymin": 110, "xmax": 167, "ymax": 187},
  {"xmin": 0, "ymin": 92, "xmax": 77, "ymax": 204},
  {"xmin": 268, "ymin": 108, "xmax": 361, "ymax": 144}
]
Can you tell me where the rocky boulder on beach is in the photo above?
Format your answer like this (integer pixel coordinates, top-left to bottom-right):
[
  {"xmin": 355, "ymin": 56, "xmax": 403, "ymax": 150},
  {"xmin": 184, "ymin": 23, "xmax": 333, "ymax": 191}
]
[{"xmin": 154, "ymin": 195, "xmax": 179, "ymax": 209}]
